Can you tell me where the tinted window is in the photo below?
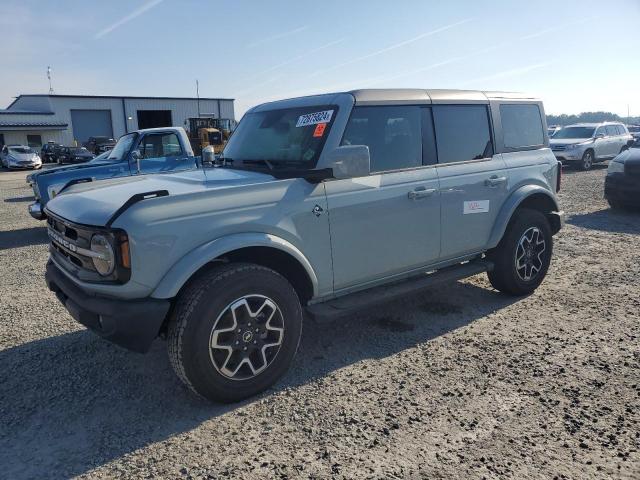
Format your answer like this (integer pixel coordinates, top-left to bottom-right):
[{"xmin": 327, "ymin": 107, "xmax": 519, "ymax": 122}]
[
  {"xmin": 606, "ymin": 125, "xmax": 618, "ymax": 136},
  {"xmin": 341, "ymin": 106, "xmax": 422, "ymax": 172},
  {"xmin": 500, "ymin": 104, "xmax": 544, "ymax": 148},
  {"xmin": 432, "ymin": 105, "xmax": 493, "ymax": 163}
]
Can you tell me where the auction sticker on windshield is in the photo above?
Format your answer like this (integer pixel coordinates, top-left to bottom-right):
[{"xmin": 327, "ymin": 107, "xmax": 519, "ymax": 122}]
[{"xmin": 296, "ymin": 110, "xmax": 334, "ymax": 128}]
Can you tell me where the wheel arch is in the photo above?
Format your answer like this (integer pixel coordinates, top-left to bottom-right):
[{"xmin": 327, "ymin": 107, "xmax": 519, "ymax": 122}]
[
  {"xmin": 151, "ymin": 233, "xmax": 318, "ymax": 303},
  {"xmin": 487, "ymin": 186, "xmax": 560, "ymax": 249}
]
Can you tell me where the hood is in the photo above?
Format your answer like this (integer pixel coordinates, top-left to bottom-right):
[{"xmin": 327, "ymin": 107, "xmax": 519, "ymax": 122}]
[
  {"xmin": 7, "ymin": 151, "xmax": 39, "ymax": 161},
  {"xmin": 45, "ymin": 167, "xmax": 275, "ymax": 226},
  {"xmin": 33, "ymin": 160, "xmax": 114, "ymax": 179},
  {"xmin": 549, "ymin": 138, "xmax": 593, "ymax": 146}
]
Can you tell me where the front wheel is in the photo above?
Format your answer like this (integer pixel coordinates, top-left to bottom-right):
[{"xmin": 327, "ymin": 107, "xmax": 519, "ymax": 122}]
[
  {"xmin": 486, "ymin": 208, "xmax": 553, "ymax": 296},
  {"xmin": 168, "ymin": 263, "xmax": 303, "ymax": 403},
  {"xmin": 579, "ymin": 150, "xmax": 594, "ymax": 170}
]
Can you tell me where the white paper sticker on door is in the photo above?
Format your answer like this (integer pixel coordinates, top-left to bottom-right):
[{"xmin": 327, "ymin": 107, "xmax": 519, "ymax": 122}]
[{"xmin": 463, "ymin": 200, "xmax": 490, "ymax": 214}]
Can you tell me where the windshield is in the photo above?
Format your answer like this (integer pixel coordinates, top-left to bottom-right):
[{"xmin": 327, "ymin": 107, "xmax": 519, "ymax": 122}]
[
  {"xmin": 9, "ymin": 147, "xmax": 35, "ymax": 154},
  {"xmin": 223, "ymin": 105, "xmax": 337, "ymax": 169},
  {"xmin": 107, "ymin": 133, "xmax": 137, "ymax": 161},
  {"xmin": 553, "ymin": 127, "xmax": 595, "ymax": 139},
  {"xmin": 88, "ymin": 149, "xmax": 112, "ymax": 163}
]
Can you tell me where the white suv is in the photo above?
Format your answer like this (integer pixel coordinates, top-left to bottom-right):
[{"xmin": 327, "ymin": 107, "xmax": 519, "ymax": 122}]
[{"xmin": 550, "ymin": 122, "xmax": 633, "ymax": 170}]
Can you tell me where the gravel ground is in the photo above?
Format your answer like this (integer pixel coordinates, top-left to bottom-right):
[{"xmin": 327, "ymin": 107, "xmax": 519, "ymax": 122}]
[{"xmin": 0, "ymin": 165, "xmax": 638, "ymax": 479}]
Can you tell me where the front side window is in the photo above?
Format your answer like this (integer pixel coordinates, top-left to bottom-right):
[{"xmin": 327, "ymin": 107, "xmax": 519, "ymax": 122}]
[
  {"xmin": 432, "ymin": 105, "xmax": 493, "ymax": 163},
  {"xmin": 500, "ymin": 104, "xmax": 544, "ymax": 149},
  {"xmin": 595, "ymin": 126, "xmax": 607, "ymax": 137},
  {"xmin": 224, "ymin": 105, "xmax": 337, "ymax": 169},
  {"xmin": 605, "ymin": 125, "xmax": 618, "ymax": 136},
  {"xmin": 341, "ymin": 106, "xmax": 422, "ymax": 172},
  {"xmin": 137, "ymin": 133, "xmax": 183, "ymax": 159}
]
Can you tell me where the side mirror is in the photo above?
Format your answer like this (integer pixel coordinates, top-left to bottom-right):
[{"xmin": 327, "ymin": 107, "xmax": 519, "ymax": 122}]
[
  {"xmin": 131, "ymin": 149, "xmax": 142, "ymax": 172},
  {"xmin": 595, "ymin": 133, "xmax": 605, "ymax": 139},
  {"xmin": 324, "ymin": 145, "xmax": 370, "ymax": 179}
]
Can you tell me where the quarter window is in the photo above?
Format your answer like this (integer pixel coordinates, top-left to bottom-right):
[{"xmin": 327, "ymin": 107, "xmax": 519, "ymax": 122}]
[
  {"xmin": 432, "ymin": 105, "xmax": 493, "ymax": 163},
  {"xmin": 499, "ymin": 104, "xmax": 544, "ymax": 149},
  {"xmin": 341, "ymin": 106, "xmax": 422, "ymax": 172}
]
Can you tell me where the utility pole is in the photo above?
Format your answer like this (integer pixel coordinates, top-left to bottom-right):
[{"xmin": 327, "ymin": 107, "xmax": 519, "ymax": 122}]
[
  {"xmin": 196, "ymin": 79, "xmax": 201, "ymax": 117},
  {"xmin": 628, "ymin": 104, "xmax": 630, "ymax": 125},
  {"xmin": 47, "ymin": 66, "xmax": 54, "ymax": 94}
]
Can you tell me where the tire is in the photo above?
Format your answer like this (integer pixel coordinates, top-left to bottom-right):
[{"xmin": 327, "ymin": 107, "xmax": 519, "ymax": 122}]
[
  {"xmin": 486, "ymin": 208, "xmax": 553, "ymax": 296},
  {"xmin": 579, "ymin": 150, "xmax": 594, "ymax": 170},
  {"xmin": 167, "ymin": 263, "xmax": 303, "ymax": 403}
]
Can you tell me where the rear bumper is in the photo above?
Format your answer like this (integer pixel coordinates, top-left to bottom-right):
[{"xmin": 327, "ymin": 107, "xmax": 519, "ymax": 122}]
[
  {"xmin": 45, "ymin": 261, "xmax": 171, "ymax": 353},
  {"xmin": 605, "ymin": 174, "xmax": 640, "ymax": 206}
]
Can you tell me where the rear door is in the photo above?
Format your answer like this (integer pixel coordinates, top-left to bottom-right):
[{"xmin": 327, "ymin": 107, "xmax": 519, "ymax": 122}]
[
  {"xmin": 434, "ymin": 104, "xmax": 509, "ymax": 259},
  {"xmin": 131, "ymin": 131, "xmax": 196, "ymax": 174},
  {"xmin": 605, "ymin": 125, "xmax": 621, "ymax": 157},
  {"xmin": 325, "ymin": 105, "xmax": 441, "ymax": 291}
]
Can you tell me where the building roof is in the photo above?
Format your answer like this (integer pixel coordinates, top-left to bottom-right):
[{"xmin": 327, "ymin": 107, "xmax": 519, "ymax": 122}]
[
  {"xmin": 0, "ymin": 110, "xmax": 55, "ymax": 115},
  {"xmin": 0, "ymin": 121, "xmax": 68, "ymax": 129},
  {"xmin": 6, "ymin": 93, "xmax": 235, "ymax": 109}
]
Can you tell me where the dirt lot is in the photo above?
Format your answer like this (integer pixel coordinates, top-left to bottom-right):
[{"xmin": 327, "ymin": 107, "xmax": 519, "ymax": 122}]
[{"xmin": 0, "ymin": 165, "xmax": 638, "ymax": 479}]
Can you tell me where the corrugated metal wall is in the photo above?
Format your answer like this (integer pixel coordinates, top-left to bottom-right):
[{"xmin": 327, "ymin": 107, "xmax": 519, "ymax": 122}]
[{"xmin": 0, "ymin": 96, "xmax": 235, "ymax": 148}]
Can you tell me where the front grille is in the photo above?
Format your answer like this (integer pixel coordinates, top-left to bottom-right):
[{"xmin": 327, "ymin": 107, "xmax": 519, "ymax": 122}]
[
  {"xmin": 551, "ymin": 145, "xmax": 566, "ymax": 151},
  {"xmin": 47, "ymin": 214, "xmax": 95, "ymax": 273}
]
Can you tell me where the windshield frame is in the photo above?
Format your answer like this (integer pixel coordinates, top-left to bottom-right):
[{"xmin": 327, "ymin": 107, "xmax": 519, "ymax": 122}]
[
  {"xmin": 552, "ymin": 126, "xmax": 595, "ymax": 139},
  {"xmin": 222, "ymin": 104, "xmax": 339, "ymax": 171}
]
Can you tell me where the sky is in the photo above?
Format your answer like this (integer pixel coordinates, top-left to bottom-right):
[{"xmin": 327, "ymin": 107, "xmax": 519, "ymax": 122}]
[{"xmin": 1, "ymin": 0, "xmax": 639, "ymax": 119}]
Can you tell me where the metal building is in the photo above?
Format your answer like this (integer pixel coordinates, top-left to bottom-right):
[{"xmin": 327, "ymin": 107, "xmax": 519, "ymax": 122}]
[{"xmin": 0, "ymin": 94, "xmax": 235, "ymax": 149}]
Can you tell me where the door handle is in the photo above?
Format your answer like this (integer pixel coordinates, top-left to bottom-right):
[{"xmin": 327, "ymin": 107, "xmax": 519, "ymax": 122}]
[
  {"xmin": 408, "ymin": 187, "xmax": 437, "ymax": 200},
  {"xmin": 485, "ymin": 176, "xmax": 507, "ymax": 187}
]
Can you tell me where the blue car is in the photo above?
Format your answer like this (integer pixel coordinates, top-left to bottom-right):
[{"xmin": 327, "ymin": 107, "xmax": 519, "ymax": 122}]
[{"xmin": 27, "ymin": 127, "xmax": 198, "ymax": 220}]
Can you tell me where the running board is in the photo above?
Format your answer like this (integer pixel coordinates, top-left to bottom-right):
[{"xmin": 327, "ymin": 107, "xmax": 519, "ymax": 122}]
[{"xmin": 306, "ymin": 259, "xmax": 493, "ymax": 322}]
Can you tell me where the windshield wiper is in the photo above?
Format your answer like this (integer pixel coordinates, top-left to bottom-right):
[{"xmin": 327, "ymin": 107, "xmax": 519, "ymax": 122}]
[{"xmin": 241, "ymin": 159, "xmax": 275, "ymax": 170}]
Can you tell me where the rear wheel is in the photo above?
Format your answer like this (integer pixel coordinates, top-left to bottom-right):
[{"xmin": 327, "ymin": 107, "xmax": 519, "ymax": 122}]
[
  {"xmin": 168, "ymin": 263, "xmax": 303, "ymax": 403},
  {"xmin": 487, "ymin": 208, "xmax": 553, "ymax": 296},
  {"xmin": 579, "ymin": 150, "xmax": 594, "ymax": 170}
]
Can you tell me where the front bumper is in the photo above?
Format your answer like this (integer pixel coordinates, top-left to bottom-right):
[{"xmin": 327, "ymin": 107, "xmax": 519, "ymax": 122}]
[
  {"xmin": 28, "ymin": 201, "xmax": 46, "ymax": 220},
  {"xmin": 45, "ymin": 260, "xmax": 171, "ymax": 353},
  {"xmin": 605, "ymin": 173, "xmax": 640, "ymax": 206},
  {"xmin": 551, "ymin": 148, "xmax": 583, "ymax": 162}
]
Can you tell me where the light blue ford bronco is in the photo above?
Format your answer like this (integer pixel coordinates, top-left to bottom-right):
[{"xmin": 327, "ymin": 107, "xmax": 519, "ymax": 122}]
[{"xmin": 44, "ymin": 89, "xmax": 564, "ymax": 402}]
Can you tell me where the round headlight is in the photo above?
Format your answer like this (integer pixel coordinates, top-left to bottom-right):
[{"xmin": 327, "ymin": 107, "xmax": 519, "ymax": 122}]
[{"xmin": 90, "ymin": 234, "xmax": 115, "ymax": 276}]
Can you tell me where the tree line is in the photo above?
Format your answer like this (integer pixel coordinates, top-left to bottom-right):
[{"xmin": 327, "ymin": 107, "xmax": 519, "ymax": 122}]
[{"xmin": 547, "ymin": 112, "xmax": 640, "ymax": 126}]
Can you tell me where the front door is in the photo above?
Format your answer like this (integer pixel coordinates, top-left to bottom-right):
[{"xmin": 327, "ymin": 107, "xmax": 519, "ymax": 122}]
[
  {"xmin": 130, "ymin": 131, "xmax": 196, "ymax": 174},
  {"xmin": 325, "ymin": 105, "xmax": 441, "ymax": 291},
  {"xmin": 433, "ymin": 104, "xmax": 509, "ymax": 259}
]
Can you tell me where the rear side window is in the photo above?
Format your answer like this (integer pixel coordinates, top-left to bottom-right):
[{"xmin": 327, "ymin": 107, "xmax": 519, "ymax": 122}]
[
  {"xmin": 605, "ymin": 125, "xmax": 618, "ymax": 136},
  {"xmin": 341, "ymin": 106, "xmax": 422, "ymax": 172},
  {"xmin": 615, "ymin": 125, "xmax": 627, "ymax": 135},
  {"xmin": 499, "ymin": 104, "xmax": 544, "ymax": 149},
  {"xmin": 432, "ymin": 105, "xmax": 493, "ymax": 163}
]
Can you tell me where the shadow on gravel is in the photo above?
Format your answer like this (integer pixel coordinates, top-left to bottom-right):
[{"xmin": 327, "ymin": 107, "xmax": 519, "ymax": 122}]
[
  {"xmin": 4, "ymin": 195, "xmax": 35, "ymax": 203},
  {"xmin": 568, "ymin": 208, "xmax": 640, "ymax": 235},
  {"xmin": 0, "ymin": 227, "xmax": 48, "ymax": 250},
  {"xmin": 0, "ymin": 280, "xmax": 520, "ymax": 479},
  {"xmin": 561, "ymin": 164, "xmax": 608, "ymax": 175}
]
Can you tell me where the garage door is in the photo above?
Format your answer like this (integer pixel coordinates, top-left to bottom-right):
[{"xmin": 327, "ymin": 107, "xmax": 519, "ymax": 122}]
[{"xmin": 70, "ymin": 110, "xmax": 113, "ymax": 144}]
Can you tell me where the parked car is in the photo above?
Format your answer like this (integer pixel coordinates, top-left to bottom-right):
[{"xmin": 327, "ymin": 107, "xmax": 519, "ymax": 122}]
[
  {"xmin": 43, "ymin": 89, "xmax": 563, "ymax": 403},
  {"xmin": 28, "ymin": 127, "xmax": 197, "ymax": 220},
  {"xmin": 83, "ymin": 136, "xmax": 116, "ymax": 155},
  {"xmin": 41, "ymin": 142, "xmax": 62, "ymax": 163},
  {"xmin": 550, "ymin": 122, "xmax": 633, "ymax": 170},
  {"xmin": 626, "ymin": 125, "xmax": 640, "ymax": 140},
  {"xmin": 54, "ymin": 146, "xmax": 95, "ymax": 165},
  {"xmin": 1, "ymin": 145, "xmax": 42, "ymax": 170},
  {"xmin": 605, "ymin": 137, "xmax": 640, "ymax": 209}
]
